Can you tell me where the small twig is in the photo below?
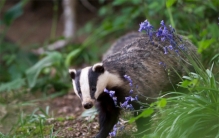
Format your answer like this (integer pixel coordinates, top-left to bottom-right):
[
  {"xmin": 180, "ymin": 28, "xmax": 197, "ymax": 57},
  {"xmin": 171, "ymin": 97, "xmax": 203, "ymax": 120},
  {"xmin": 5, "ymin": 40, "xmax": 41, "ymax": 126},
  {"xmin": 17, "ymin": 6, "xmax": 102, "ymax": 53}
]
[{"xmin": 32, "ymin": 39, "xmax": 70, "ymax": 55}]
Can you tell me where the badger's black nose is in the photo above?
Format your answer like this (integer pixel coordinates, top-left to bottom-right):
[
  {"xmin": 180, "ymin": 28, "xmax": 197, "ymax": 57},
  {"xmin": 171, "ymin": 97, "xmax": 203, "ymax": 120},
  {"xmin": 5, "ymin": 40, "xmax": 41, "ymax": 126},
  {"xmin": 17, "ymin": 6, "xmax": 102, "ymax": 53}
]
[{"xmin": 83, "ymin": 102, "xmax": 93, "ymax": 109}]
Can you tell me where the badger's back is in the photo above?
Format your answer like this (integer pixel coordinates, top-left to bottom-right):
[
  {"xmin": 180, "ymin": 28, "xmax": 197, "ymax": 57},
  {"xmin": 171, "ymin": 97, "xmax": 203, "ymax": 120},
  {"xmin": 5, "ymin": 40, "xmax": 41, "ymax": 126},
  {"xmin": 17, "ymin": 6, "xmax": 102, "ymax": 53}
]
[
  {"xmin": 103, "ymin": 32, "xmax": 197, "ymax": 101},
  {"xmin": 102, "ymin": 32, "xmax": 142, "ymax": 60}
]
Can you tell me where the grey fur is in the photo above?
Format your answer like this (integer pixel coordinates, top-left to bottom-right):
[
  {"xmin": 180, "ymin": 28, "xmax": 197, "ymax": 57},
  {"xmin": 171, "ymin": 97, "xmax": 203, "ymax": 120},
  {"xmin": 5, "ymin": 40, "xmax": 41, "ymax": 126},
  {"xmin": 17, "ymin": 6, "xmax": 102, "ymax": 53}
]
[
  {"xmin": 102, "ymin": 32, "xmax": 142, "ymax": 60},
  {"xmin": 102, "ymin": 32, "xmax": 197, "ymax": 102}
]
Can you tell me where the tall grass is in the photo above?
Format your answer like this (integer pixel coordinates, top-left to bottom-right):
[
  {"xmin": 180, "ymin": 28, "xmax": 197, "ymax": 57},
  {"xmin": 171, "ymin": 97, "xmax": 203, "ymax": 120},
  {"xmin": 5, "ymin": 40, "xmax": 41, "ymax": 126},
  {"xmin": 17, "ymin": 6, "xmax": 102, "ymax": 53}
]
[{"xmin": 151, "ymin": 63, "xmax": 219, "ymax": 138}]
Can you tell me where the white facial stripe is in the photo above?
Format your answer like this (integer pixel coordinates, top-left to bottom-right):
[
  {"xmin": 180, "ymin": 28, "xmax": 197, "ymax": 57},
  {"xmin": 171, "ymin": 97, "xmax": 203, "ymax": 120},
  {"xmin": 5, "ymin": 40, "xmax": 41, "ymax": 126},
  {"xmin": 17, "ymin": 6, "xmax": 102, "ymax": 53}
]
[
  {"xmin": 80, "ymin": 67, "xmax": 92, "ymax": 100},
  {"xmin": 94, "ymin": 71, "xmax": 124, "ymax": 99},
  {"xmin": 72, "ymin": 79, "xmax": 80, "ymax": 98},
  {"xmin": 69, "ymin": 69, "xmax": 80, "ymax": 98}
]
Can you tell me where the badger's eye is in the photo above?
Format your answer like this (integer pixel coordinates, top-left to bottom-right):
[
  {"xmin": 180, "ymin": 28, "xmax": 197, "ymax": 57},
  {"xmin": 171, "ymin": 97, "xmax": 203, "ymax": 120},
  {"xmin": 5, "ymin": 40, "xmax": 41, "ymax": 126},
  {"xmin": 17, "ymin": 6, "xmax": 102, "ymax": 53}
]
[{"xmin": 91, "ymin": 87, "xmax": 96, "ymax": 92}]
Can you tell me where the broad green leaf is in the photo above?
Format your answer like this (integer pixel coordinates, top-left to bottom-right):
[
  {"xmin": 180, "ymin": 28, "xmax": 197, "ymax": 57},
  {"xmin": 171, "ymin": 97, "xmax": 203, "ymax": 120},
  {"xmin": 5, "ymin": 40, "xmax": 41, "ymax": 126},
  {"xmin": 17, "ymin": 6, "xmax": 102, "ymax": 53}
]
[
  {"xmin": 26, "ymin": 52, "xmax": 62, "ymax": 88},
  {"xmin": 141, "ymin": 108, "xmax": 154, "ymax": 117},
  {"xmin": 166, "ymin": 0, "xmax": 176, "ymax": 8},
  {"xmin": 3, "ymin": 2, "xmax": 23, "ymax": 26},
  {"xmin": 198, "ymin": 39, "xmax": 216, "ymax": 53},
  {"xmin": 0, "ymin": 78, "xmax": 25, "ymax": 92},
  {"xmin": 180, "ymin": 80, "xmax": 190, "ymax": 88}
]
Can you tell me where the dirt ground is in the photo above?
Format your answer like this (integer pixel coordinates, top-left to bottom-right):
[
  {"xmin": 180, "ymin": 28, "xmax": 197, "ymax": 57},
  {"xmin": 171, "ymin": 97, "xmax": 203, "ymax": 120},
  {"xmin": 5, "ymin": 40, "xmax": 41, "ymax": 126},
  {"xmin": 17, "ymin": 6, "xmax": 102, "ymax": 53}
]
[{"xmin": 46, "ymin": 92, "xmax": 137, "ymax": 138}]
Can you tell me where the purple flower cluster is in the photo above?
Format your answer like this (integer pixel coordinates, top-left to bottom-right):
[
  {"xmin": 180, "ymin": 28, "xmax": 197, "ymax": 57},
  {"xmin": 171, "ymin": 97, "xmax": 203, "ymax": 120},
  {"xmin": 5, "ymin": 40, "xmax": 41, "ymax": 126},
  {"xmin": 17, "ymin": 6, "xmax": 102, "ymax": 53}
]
[
  {"xmin": 124, "ymin": 75, "xmax": 134, "ymax": 94},
  {"xmin": 121, "ymin": 95, "xmax": 138, "ymax": 110},
  {"xmin": 156, "ymin": 20, "xmax": 174, "ymax": 42},
  {"xmin": 138, "ymin": 19, "xmax": 187, "ymax": 55},
  {"xmin": 106, "ymin": 75, "xmax": 138, "ymax": 137},
  {"xmin": 138, "ymin": 20, "xmax": 154, "ymax": 39},
  {"xmin": 104, "ymin": 88, "xmax": 117, "ymax": 105},
  {"xmin": 109, "ymin": 121, "xmax": 124, "ymax": 137},
  {"xmin": 121, "ymin": 75, "xmax": 139, "ymax": 110}
]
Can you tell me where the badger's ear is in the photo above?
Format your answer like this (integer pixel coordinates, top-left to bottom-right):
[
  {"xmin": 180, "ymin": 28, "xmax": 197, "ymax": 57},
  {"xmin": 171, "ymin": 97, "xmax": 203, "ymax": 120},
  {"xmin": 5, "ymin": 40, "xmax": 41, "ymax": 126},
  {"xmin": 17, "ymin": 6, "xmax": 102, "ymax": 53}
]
[
  {"xmin": 92, "ymin": 63, "xmax": 104, "ymax": 73},
  {"xmin": 69, "ymin": 69, "xmax": 76, "ymax": 79}
]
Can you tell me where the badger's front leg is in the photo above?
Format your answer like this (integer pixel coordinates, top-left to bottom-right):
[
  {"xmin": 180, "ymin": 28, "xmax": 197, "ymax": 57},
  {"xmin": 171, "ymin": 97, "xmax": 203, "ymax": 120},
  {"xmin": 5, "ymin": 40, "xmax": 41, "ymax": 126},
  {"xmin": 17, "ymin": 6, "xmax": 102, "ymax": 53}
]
[{"xmin": 95, "ymin": 94, "xmax": 121, "ymax": 138}]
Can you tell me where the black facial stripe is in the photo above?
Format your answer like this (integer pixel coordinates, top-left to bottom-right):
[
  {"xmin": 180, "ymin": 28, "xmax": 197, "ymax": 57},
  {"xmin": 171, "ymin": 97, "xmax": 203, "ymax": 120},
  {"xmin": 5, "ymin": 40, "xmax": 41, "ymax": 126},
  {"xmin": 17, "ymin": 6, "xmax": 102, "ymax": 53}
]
[
  {"xmin": 88, "ymin": 68, "xmax": 102, "ymax": 99},
  {"xmin": 75, "ymin": 70, "xmax": 82, "ymax": 100}
]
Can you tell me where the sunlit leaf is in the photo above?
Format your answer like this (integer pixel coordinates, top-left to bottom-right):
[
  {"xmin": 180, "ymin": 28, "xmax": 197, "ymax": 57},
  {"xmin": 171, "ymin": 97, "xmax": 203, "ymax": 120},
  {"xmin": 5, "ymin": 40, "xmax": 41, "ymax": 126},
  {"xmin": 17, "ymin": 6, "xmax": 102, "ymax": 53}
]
[
  {"xmin": 198, "ymin": 39, "xmax": 216, "ymax": 53},
  {"xmin": 157, "ymin": 98, "xmax": 167, "ymax": 108},
  {"xmin": 26, "ymin": 52, "xmax": 62, "ymax": 88},
  {"xmin": 129, "ymin": 108, "xmax": 154, "ymax": 123},
  {"xmin": 166, "ymin": 0, "xmax": 176, "ymax": 8}
]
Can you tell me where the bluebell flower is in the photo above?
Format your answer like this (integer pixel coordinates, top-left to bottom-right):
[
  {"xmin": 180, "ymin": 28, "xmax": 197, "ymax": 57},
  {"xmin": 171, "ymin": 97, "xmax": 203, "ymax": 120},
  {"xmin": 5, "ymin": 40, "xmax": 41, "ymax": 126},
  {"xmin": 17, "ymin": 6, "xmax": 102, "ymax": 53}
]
[
  {"xmin": 156, "ymin": 27, "xmax": 163, "ymax": 37},
  {"xmin": 109, "ymin": 91, "xmax": 115, "ymax": 97},
  {"xmin": 130, "ymin": 97, "xmax": 136, "ymax": 101},
  {"xmin": 179, "ymin": 44, "xmax": 186, "ymax": 51},
  {"xmin": 135, "ymin": 95, "xmax": 138, "ymax": 101},
  {"xmin": 129, "ymin": 83, "xmax": 133, "ymax": 87},
  {"xmin": 155, "ymin": 20, "xmax": 174, "ymax": 42},
  {"xmin": 163, "ymin": 46, "xmax": 168, "ymax": 54},
  {"xmin": 129, "ymin": 89, "xmax": 133, "ymax": 94},
  {"xmin": 125, "ymin": 96, "xmax": 131, "ymax": 101},
  {"xmin": 168, "ymin": 45, "xmax": 173, "ymax": 50},
  {"xmin": 109, "ymin": 131, "xmax": 116, "ymax": 137},
  {"xmin": 138, "ymin": 20, "xmax": 154, "ymax": 39},
  {"xmin": 121, "ymin": 101, "xmax": 128, "ymax": 108},
  {"xmin": 126, "ymin": 104, "xmax": 134, "ymax": 110},
  {"xmin": 170, "ymin": 40, "xmax": 177, "ymax": 48},
  {"xmin": 109, "ymin": 121, "xmax": 125, "ymax": 137},
  {"xmin": 104, "ymin": 88, "xmax": 117, "ymax": 105},
  {"xmin": 124, "ymin": 75, "xmax": 133, "ymax": 88},
  {"xmin": 104, "ymin": 88, "xmax": 109, "ymax": 93}
]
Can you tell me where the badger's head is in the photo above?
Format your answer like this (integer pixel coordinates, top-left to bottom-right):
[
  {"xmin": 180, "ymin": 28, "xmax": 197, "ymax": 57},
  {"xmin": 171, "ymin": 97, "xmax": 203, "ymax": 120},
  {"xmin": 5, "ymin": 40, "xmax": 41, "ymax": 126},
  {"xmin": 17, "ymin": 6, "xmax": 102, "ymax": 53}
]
[{"xmin": 69, "ymin": 63, "xmax": 123, "ymax": 109}]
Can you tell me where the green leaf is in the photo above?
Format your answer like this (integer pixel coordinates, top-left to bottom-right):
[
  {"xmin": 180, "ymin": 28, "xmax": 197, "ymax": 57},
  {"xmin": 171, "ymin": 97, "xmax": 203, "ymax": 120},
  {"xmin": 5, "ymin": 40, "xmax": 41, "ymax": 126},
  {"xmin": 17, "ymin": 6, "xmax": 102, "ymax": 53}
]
[
  {"xmin": 166, "ymin": 0, "xmax": 176, "ymax": 8},
  {"xmin": 65, "ymin": 48, "xmax": 82, "ymax": 67},
  {"xmin": 98, "ymin": 7, "xmax": 108, "ymax": 16},
  {"xmin": 129, "ymin": 108, "xmax": 154, "ymax": 123},
  {"xmin": 3, "ymin": 2, "xmax": 23, "ymax": 26},
  {"xmin": 180, "ymin": 80, "xmax": 191, "ymax": 88},
  {"xmin": 198, "ymin": 39, "xmax": 216, "ymax": 53},
  {"xmin": 0, "ymin": 78, "xmax": 25, "ymax": 92},
  {"xmin": 112, "ymin": 0, "xmax": 127, "ymax": 6},
  {"xmin": 141, "ymin": 108, "xmax": 154, "ymax": 117},
  {"xmin": 26, "ymin": 52, "xmax": 62, "ymax": 88},
  {"xmin": 157, "ymin": 98, "xmax": 167, "ymax": 108}
]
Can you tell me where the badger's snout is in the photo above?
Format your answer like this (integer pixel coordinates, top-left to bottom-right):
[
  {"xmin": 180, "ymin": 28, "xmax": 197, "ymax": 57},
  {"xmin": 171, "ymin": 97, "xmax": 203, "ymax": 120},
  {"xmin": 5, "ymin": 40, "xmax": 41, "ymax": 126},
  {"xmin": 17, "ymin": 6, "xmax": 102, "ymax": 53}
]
[{"xmin": 83, "ymin": 102, "xmax": 93, "ymax": 109}]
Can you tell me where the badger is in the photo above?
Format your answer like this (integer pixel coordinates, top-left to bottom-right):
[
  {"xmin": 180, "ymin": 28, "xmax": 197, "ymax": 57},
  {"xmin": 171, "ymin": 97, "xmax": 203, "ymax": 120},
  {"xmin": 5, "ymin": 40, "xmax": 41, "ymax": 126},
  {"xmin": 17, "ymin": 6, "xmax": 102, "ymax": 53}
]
[{"xmin": 69, "ymin": 32, "xmax": 197, "ymax": 138}]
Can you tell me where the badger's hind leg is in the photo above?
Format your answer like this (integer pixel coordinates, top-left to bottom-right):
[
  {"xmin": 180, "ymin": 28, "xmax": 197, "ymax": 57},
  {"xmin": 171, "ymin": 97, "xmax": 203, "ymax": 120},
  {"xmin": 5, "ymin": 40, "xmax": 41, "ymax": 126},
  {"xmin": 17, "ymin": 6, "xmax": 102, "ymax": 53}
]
[{"xmin": 95, "ymin": 93, "xmax": 121, "ymax": 138}]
